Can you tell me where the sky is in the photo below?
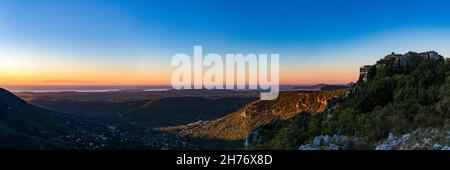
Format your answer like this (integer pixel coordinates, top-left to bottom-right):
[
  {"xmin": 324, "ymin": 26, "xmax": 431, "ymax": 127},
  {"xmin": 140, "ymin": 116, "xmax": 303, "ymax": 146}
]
[{"xmin": 1, "ymin": 0, "xmax": 450, "ymax": 86}]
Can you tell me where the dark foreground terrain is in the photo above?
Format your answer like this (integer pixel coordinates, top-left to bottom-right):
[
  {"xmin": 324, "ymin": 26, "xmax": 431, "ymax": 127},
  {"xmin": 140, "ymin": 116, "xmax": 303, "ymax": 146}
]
[{"xmin": 1, "ymin": 89, "xmax": 257, "ymax": 149}]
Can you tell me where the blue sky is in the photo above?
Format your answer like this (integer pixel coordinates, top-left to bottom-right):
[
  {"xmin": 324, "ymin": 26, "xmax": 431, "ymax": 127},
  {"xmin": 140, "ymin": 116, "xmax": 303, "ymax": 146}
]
[{"xmin": 1, "ymin": 0, "xmax": 450, "ymax": 85}]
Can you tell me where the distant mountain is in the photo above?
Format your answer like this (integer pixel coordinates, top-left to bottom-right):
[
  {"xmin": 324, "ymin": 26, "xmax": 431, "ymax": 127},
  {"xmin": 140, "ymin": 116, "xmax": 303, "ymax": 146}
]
[
  {"xmin": 291, "ymin": 84, "xmax": 326, "ymax": 91},
  {"xmin": 163, "ymin": 90, "xmax": 347, "ymax": 140},
  {"xmin": 319, "ymin": 84, "xmax": 352, "ymax": 91},
  {"xmin": 16, "ymin": 89, "xmax": 259, "ymax": 101}
]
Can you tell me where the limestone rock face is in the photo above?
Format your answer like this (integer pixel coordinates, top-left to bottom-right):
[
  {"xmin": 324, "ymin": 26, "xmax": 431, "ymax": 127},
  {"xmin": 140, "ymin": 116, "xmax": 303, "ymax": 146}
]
[
  {"xmin": 299, "ymin": 135, "xmax": 366, "ymax": 150},
  {"xmin": 168, "ymin": 90, "xmax": 347, "ymax": 140},
  {"xmin": 375, "ymin": 129, "xmax": 450, "ymax": 150},
  {"xmin": 359, "ymin": 51, "xmax": 444, "ymax": 83}
]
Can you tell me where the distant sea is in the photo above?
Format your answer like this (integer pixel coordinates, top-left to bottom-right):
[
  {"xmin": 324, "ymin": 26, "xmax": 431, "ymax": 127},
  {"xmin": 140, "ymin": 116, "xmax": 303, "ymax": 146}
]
[
  {"xmin": 2, "ymin": 84, "xmax": 329, "ymax": 93},
  {"xmin": 2, "ymin": 85, "xmax": 172, "ymax": 93}
]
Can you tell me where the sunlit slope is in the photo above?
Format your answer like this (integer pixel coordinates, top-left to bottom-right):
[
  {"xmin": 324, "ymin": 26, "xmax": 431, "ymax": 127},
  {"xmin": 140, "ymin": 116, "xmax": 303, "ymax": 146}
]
[{"xmin": 164, "ymin": 90, "xmax": 347, "ymax": 140}]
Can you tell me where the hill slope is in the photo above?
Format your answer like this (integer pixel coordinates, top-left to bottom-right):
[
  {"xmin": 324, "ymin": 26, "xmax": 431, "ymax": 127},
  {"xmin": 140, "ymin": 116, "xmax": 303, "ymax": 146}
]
[
  {"xmin": 251, "ymin": 51, "xmax": 450, "ymax": 149},
  {"xmin": 0, "ymin": 88, "xmax": 189, "ymax": 149},
  {"xmin": 163, "ymin": 90, "xmax": 347, "ymax": 140}
]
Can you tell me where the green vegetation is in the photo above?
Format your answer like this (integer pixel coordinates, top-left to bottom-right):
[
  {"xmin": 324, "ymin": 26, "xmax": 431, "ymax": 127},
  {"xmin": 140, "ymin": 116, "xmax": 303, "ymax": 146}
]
[
  {"xmin": 252, "ymin": 54, "xmax": 450, "ymax": 149},
  {"xmin": 168, "ymin": 90, "xmax": 346, "ymax": 140}
]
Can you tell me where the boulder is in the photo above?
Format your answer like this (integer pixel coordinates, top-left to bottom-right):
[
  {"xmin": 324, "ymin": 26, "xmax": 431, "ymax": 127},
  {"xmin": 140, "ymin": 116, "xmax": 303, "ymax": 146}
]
[
  {"xmin": 388, "ymin": 132, "xmax": 396, "ymax": 142},
  {"xmin": 433, "ymin": 144, "xmax": 442, "ymax": 149},
  {"xmin": 322, "ymin": 135, "xmax": 331, "ymax": 145},
  {"xmin": 333, "ymin": 135, "xmax": 346, "ymax": 143},
  {"xmin": 375, "ymin": 144, "xmax": 393, "ymax": 150},
  {"xmin": 313, "ymin": 136, "xmax": 321, "ymax": 145},
  {"xmin": 299, "ymin": 144, "xmax": 321, "ymax": 150},
  {"xmin": 400, "ymin": 134, "xmax": 410, "ymax": 143},
  {"xmin": 327, "ymin": 144, "xmax": 339, "ymax": 150}
]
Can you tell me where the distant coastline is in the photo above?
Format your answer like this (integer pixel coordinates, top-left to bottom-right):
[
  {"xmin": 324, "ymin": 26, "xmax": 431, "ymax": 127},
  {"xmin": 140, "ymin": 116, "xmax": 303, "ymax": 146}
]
[
  {"xmin": 2, "ymin": 85, "xmax": 172, "ymax": 93},
  {"xmin": 2, "ymin": 84, "xmax": 350, "ymax": 93}
]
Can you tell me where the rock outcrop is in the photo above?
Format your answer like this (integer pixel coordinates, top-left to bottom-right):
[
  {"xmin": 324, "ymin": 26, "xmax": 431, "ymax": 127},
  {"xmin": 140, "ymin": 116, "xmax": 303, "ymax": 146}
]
[
  {"xmin": 298, "ymin": 128, "xmax": 450, "ymax": 150},
  {"xmin": 359, "ymin": 51, "xmax": 444, "ymax": 83},
  {"xmin": 375, "ymin": 129, "xmax": 450, "ymax": 150},
  {"xmin": 298, "ymin": 135, "xmax": 367, "ymax": 150},
  {"xmin": 164, "ymin": 90, "xmax": 347, "ymax": 140}
]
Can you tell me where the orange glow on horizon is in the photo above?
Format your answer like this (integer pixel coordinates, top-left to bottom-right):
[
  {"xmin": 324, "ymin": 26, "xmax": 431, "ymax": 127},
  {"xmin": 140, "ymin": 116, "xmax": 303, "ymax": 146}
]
[
  {"xmin": 0, "ymin": 69, "xmax": 172, "ymax": 86},
  {"xmin": 0, "ymin": 69, "xmax": 359, "ymax": 86}
]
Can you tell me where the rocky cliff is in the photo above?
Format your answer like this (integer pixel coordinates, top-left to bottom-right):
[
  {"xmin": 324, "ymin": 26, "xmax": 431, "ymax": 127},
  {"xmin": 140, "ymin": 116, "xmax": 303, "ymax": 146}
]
[{"xmin": 162, "ymin": 90, "xmax": 347, "ymax": 140}]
